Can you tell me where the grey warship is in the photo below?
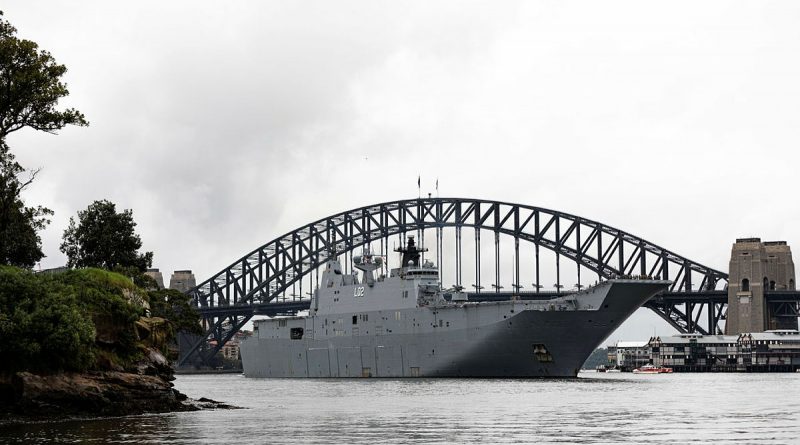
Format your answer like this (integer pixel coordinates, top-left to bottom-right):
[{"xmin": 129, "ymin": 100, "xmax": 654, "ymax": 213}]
[{"xmin": 241, "ymin": 236, "xmax": 669, "ymax": 378}]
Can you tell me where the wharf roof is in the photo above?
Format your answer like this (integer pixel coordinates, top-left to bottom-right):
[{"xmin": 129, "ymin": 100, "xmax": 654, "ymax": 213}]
[
  {"xmin": 615, "ymin": 341, "xmax": 648, "ymax": 348},
  {"xmin": 652, "ymin": 335, "xmax": 738, "ymax": 345},
  {"xmin": 743, "ymin": 330, "xmax": 800, "ymax": 341}
]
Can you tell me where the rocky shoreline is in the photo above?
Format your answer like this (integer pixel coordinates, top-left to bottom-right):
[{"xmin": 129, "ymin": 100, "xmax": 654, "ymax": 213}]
[{"xmin": 0, "ymin": 347, "xmax": 236, "ymax": 423}]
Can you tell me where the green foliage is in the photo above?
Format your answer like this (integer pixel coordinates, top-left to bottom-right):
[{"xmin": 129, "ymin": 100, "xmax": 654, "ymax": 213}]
[
  {"xmin": 0, "ymin": 266, "xmax": 201, "ymax": 374},
  {"xmin": 0, "ymin": 11, "xmax": 88, "ymax": 142},
  {"xmin": 147, "ymin": 288, "xmax": 203, "ymax": 336},
  {"xmin": 0, "ymin": 267, "xmax": 152, "ymax": 373},
  {"xmin": 0, "ymin": 140, "xmax": 53, "ymax": 268},
  {"xmin": 0, "ymin": 10, "xmax": 86, "ymax": 268},
  {"xmin": 113, "ymin": 265, "xmax": 159, "ymax": 291},
  {"xmin": 54, "ymin": 268, "xmax": 145, "ymax": 364},
  {"xmin": 583, "ymin": 347, "xmax": 610, "ymax": 369},
  {"xmin": 0, "ymin": 266, "xmax": 95, "ymax": 372},
  {"xmin": 60, "ymin": 200, "xmax": 153, "ymax": 272}
]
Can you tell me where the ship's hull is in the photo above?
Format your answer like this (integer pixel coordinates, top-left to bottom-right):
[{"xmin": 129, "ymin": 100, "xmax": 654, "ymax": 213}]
[{"xmin": 241, "ymin": 280, "xmax": 667, "ymax": 378}]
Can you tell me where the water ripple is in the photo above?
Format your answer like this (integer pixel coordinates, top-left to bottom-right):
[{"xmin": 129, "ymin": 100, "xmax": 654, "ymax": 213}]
[{"xmin": 1, "ymin": 372, "xmax": 799, "ymax": 444}]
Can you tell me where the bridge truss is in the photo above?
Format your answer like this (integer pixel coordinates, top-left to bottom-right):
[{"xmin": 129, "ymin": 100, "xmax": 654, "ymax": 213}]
[{"xmin": 181, "ymin": 198, "xmax": 730, "ymax": 366}]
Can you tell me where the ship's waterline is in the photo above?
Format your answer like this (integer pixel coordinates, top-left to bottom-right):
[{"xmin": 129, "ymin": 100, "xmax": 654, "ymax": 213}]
[{"xmin": 241, "ymin": 236, "xmax": 669, "ymax": 378}]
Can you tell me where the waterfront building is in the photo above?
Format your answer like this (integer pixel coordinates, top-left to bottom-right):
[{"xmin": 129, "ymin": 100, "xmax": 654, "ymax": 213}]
[
  {"xmin": 608, "ymin": 341, "xmax": 649, "ymax": 371},
  {"xmin": 649, "ymin": 334, "xmax": 739, "ymax": 371},
  {"xmin": 614, "ymin": 330, "xmax": 800, "ymax": 372},
  {"xmin": 737, "ymin": 330, "xmax": 800, "ymax": 371}
]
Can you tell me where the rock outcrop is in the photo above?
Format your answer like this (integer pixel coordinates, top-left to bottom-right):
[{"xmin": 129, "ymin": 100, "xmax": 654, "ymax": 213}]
[
  {"xmin": 0, "ymin": 268, "xmax": 233, "ymax": 422},
  {"xmin": 0, "ymin": 346, "xmax": 231, "ymax": 420}
]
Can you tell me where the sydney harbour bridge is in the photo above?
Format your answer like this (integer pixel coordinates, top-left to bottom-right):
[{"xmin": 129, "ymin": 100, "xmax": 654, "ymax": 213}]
[{"xmin": 178, "ymin": 197, "xmax": 796, "ymax": 367}]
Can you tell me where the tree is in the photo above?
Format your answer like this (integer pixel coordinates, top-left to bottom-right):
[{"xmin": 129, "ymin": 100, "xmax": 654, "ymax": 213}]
[
  {"xmin": 0, "ymin": 11, "xmax": 88, "ymax": 267},
  {"xmin": 0, "ymin": 11, "xmax": 87, "ymax": 142},
  {"xmin": 0, "ymin": 266, "xmax": 96, "ymax": 373},
  {"xmin": 583, "ymin": 347, "xmax": 610, "ymax": 370},
  {"xmin": 0, "ymin": 143, "xmax": 52, "ymax": 267},
  {"xmin": 60, "ymin": 200, "xmax": 153, "ymax": 271},
  {"xmin": 147, "ymin": 288, "xmax": 203, "ymax": 336}
]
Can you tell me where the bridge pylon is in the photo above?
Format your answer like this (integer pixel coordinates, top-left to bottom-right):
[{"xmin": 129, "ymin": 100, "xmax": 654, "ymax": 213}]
[{"xmin": 726, "ymin": 238, "xmax": 797, "ymax": 334}]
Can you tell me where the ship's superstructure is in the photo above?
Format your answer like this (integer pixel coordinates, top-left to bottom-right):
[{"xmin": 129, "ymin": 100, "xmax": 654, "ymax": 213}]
[{"xmin": 241, "ymin": 236, "xmax": 669, "ymax": 378}]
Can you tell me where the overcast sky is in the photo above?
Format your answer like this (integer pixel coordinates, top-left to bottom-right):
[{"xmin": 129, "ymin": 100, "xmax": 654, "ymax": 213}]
[{"xmin": 4, "ymin": 1, "xmax": 800, "ymax": 342}]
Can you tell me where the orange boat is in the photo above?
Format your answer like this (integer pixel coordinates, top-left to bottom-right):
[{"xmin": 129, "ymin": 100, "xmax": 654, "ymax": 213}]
[{"xmin": 632, "ymin": 364, "xmax": 673, "ymax": 374}]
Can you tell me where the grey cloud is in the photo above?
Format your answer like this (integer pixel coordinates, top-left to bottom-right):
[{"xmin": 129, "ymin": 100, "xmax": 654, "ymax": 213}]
[{"xmin": 4, "ymin": 1, "xmax": 800, "ymax": 341}]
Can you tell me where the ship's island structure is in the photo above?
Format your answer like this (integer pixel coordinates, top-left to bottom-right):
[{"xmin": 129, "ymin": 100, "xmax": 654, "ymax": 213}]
[{"xmin": 241, "ymin": 236, "xmax": 669, "ymax": 377}]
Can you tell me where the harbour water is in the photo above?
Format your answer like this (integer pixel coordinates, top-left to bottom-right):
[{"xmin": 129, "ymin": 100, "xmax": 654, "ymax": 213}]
[{"xmin": 2, "ymin": 372, "xmax": 799, "ymax": 444}]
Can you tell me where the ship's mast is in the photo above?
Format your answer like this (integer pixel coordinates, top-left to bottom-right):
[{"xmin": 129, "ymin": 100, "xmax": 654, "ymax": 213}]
[
  {"xmin": 353, "ymin": 247, "xmax": 383, "ymax": 287},
  {"xmin": 395, "ymin": 235, "xmax": 427, "ymax": 268}
]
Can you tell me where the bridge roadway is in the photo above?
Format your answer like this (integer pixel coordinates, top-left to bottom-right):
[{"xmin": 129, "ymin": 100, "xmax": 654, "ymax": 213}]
[{"xmin": 195, "ymin": 289, "xmax": 800, "ymax": 333}]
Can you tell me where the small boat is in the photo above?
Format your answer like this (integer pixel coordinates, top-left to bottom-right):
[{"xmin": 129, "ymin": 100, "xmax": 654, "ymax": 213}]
[{"xmin": 632, "ymin": 364, "xmax": 673, "ymax": 374}]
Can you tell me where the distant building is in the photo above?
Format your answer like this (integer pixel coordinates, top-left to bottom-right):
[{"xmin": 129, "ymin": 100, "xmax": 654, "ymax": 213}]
[
  {"xmin": 169, "ymin": 270, "xmax": 196, "ymax": 293},
  {"xmin": 35, "ymin": 266, "xmax": 70, "ymax": 275},
  {"xmin": 608, "ymin": 341, "xmax": 649, "ymax": 371},
  {"xmin": 612, "ymin": 330, "xmax": 800, "ymax": 372},
  {"xmin": 221, "ymin": 331, "xmax": 251, "ymax": 361},
  {"xmin": 649, "ymin": 334, "xmax": 739, "ymax": 371},
  {"xmin": 144, "ymin": 268, "xmax": 165, "ymax": 289},
  {"xmin": 738, "ymin": 330, "xmax": 800, "ymax": 370}
]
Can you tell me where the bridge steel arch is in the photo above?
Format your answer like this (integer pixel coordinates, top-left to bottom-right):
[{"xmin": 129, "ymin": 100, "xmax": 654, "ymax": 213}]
[{"xmin": 181, "ymin": 198, "xmax": 729, "ymax": 366}]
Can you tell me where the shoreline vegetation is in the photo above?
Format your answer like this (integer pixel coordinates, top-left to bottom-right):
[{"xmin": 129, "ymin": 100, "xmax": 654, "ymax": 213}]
[
  {"xmin": 0, "ymin": 10, "xmax": 235, "ymax": 422},
  {"xmin": 0, "ymin": 266, "xmax": 232, "ymax": 421}
]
